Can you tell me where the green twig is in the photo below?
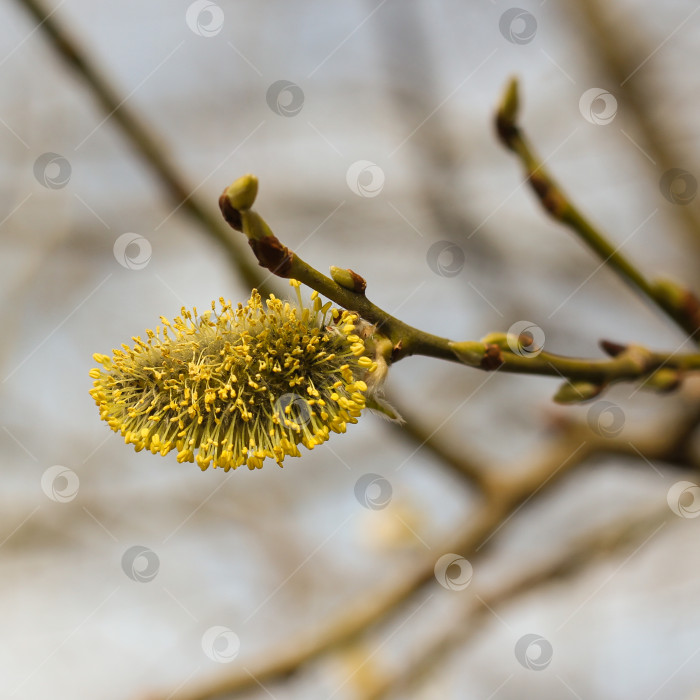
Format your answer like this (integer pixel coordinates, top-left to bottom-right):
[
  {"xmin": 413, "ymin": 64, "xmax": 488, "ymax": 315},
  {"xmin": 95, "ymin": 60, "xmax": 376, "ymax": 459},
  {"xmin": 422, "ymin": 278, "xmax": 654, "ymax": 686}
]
[
  {"xmin": 495, "ymin": 77, "xmax": 700, "ymax": 339},
  {"xmin": 220, "ymin": 175, "xmax": 700, "ymax": 400}
]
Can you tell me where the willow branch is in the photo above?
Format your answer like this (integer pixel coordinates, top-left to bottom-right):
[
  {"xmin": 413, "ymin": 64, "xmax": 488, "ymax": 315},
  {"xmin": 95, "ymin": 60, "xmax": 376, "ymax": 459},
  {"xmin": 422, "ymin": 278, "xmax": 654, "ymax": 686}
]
[
  {"xmin": 15, "ymin": 0, "xmax": 495, "ymax": 494},
  {"xmin": 15, "ymin": 0, "xmax": 268, "ymax": 294},
  {"xmin": 219, "ymin": 175, "xmax": 700, "ymax": 400},
  {"xmin": 495, "ymin": 77, "xmax": 700, "ymax": 340}
]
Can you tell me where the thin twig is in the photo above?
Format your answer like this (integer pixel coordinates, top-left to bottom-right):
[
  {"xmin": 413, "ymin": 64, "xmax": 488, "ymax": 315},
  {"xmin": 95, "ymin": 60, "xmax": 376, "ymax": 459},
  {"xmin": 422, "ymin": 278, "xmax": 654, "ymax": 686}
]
[
  {"xmin": 220, "ymin": 175, "xmax": 700, "ymax": 395},
  {"xmin": 495, "ymin": 78, "xmax": 700, "ymax": 340},
  {"xmin": 365, "ymin": 504, "xmax": 671, "ymax": 700},
  {"xmin": 383, "ymin": 392, "xmax": 488, "ymax": 489},
  {"xmin": 14, "ymin": 0, "xmax": 268, "ymax": 294},
  {"xmin": 370, "ymin": 0, "xmax": 502, "ymax": 264}
]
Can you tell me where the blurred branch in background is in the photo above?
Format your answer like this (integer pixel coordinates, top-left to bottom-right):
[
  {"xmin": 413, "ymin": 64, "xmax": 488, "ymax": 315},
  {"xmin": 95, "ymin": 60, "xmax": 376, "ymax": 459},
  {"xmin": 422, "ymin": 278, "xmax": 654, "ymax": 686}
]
[
  {"xmin": 163, "ymin": 400, "xmax": 700, "ymax": 700},
  {"xmin": 366, "ymin": 503, "xmax": 671, "ymax": 700},
  {"xmin": 370, "ymin": 1, "xmax": 503, "ymax": 266},
  {"xmin": 574, "ymin": 0, "xmax": 700, "ymax": 256},
  {"xmin": 12, "ymin": 2, "xmax": 700, "ymax": 699},
  {"xmin": 384, "ymin": 398, "xmax": 488, "ymax": 489},
  {"xmin": 14, "ymin": 0, "xmax": 267, "ymax": 294}
]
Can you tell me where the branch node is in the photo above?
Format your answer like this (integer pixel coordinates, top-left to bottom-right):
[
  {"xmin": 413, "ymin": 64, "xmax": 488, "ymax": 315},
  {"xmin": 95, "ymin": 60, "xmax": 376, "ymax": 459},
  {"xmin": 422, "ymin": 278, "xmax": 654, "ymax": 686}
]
[
  {"xmin": 528, "ymin": 172, "xmax": 567, "ymax": 217},
  {"xmin": 481, "ymin": 344, "xmax": 504, "ymax": 371},
  {"xmin": 248, "ymin": 236, "xmax": 294, "ymax": 277}
]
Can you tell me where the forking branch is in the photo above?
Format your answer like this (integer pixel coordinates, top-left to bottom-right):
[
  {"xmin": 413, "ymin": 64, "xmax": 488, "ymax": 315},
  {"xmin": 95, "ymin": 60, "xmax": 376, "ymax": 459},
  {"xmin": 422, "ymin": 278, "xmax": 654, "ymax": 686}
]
[
  {"xmin": 495, "ymin": 77, "xmax": 700, "ymax": 341},
  {"xmin": 218, "ymin": 151, "xmax": 700, "ymax": 404}
]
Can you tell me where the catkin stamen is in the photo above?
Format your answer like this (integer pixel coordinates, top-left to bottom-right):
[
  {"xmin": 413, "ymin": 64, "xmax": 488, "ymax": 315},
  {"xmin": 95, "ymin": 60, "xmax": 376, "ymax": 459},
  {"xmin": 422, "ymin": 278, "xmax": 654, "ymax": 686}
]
[{"xmin": 90, "ymin": 283, "xmax": 376, "ymax": 471}]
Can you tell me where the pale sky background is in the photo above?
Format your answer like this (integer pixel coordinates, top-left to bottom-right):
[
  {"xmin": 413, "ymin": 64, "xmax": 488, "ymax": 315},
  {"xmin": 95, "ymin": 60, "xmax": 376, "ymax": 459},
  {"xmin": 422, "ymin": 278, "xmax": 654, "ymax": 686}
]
[{"xmin": 1, "ymin": 1, "xmax": 700, "ymax": 699}]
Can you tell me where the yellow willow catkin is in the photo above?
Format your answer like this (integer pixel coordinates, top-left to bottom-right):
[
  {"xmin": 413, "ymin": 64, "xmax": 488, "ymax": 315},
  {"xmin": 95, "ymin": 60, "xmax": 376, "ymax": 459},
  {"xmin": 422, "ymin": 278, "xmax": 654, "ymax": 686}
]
[{"xmin": 89, "ymin": 281, "xmax": 378, "ymax": 471}]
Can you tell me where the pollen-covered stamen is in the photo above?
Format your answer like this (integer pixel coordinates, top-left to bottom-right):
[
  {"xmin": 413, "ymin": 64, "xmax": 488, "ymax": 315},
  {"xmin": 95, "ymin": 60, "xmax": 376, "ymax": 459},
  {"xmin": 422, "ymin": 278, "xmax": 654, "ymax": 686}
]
[{"xmin": 89, "ymin": 283, "xmax": 376, "ymax": 471}]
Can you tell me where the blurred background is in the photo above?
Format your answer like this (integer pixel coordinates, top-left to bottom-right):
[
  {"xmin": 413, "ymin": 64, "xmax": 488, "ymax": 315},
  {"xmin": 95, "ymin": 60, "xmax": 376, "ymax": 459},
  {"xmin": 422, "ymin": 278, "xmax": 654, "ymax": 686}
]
[{"xmin": 2, "ymin": 0, "xmax": 700, "ymax": 698}]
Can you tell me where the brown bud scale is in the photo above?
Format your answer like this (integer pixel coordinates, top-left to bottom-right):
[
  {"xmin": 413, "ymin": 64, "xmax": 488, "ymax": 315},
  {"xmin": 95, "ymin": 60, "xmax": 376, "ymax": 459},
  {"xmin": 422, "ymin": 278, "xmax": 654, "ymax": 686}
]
[
  {"xmin": 529, "ymin": 173, "xmax": 566, "ymax": 217},
  {"xmin": 495, "ymin": 116, "xmax": 518, "ymax": 148},
  {"xmin": 600, "ymin": 339, "xmax": 627, "ymax": 357},
  {"xmin": 347, "ymin": 269, "xmax": 367, "ymax": 294},
  {"xmin": 248, "ymin": 235, "xmax": 294, "ymax": 277},
  {"xmin": 218, "ymin": 192, "xmax": 243, "ymax": 231},
  {"xmin": 481, "ymin": 344, "xmax": 504, "ymax": 371}
]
